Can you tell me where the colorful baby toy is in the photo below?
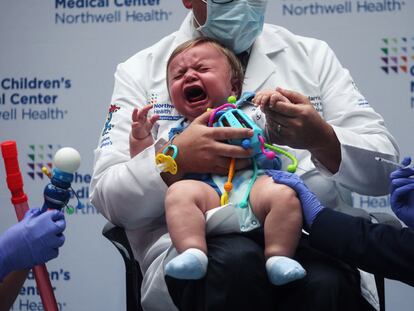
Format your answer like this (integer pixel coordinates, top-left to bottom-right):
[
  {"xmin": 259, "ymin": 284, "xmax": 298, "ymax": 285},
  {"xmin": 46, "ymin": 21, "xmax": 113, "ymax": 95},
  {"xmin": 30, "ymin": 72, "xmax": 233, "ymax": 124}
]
[{"xmin": 156, "ymin": 92, "xmax": 298, "ymax": 207}]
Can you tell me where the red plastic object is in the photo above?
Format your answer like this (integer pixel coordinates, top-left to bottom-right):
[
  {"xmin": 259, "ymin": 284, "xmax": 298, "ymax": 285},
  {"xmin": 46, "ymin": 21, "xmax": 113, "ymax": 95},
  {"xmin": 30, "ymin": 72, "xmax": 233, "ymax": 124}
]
[
  {"xmin": 1, "ymin": 140, "xmax": 58, "ymax": 311},
  {"xmin": 1, "ymin": 141, "xmax": 28, "ymax": 206}
]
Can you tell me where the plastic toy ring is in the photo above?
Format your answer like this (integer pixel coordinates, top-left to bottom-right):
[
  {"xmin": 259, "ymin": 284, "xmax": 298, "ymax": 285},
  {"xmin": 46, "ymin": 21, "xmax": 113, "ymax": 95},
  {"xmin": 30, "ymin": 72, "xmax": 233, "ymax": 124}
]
[{"xmin": 161, "ymin": 145, "xmax": 178, "ymax": 159}]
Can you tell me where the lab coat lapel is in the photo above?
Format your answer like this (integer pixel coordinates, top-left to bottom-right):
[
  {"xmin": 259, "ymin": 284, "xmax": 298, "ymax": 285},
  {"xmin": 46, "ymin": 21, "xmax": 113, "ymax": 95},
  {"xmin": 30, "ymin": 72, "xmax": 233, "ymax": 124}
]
[
  {"xmin": 243, "ymin": 27, "xmax": 288, "ymax": 92},
  {"xmin": 175, "ymin": 12, "xmax": 199, "ymax": 45},
  {"xmin": 154, "ymin": 13, "xmax": 196, "ymax": 84}
]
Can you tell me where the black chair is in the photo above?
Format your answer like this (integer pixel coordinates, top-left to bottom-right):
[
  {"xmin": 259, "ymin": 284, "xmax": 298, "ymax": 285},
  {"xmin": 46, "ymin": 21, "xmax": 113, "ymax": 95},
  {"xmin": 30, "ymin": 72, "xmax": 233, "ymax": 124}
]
[
  {"xmin": 102, "ymin": 190, "xmax": 402, "ymax": 311},
  {"xmin": 102, "ymin": 222, "xmax": 143, "ymax": 311}
]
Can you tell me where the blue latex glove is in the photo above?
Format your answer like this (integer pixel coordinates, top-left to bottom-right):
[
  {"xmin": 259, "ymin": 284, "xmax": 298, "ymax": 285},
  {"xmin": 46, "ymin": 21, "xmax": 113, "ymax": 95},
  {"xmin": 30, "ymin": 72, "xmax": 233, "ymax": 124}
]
[
  {"xmin": 0, "ymin": 208, "xmax": 66, "ymax": 280},
  {"xmin": 390, "ymin": 156, "xmax": 414, "ymax": 228},
  {"xmin": 266, "ymin": 170, "xmax": 325, "ymax": 227}
]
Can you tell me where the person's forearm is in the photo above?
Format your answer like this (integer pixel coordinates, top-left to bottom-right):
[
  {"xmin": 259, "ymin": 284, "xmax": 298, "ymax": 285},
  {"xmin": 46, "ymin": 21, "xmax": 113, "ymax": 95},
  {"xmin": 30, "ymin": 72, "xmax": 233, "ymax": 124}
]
[
  {"xmin": 309, "ymin": 124, "xmax": 341, "ymax": 173},
  {"xmin": 130, "ymin": 134, "xmax": 154, "ymax": 158},
  {"xmin": 0, "ymin": 269, "xmax": 29, "ymax": 311},
  {"xmin": 310, "ymin": 209, "xmax": 414, "ymax": 286}
]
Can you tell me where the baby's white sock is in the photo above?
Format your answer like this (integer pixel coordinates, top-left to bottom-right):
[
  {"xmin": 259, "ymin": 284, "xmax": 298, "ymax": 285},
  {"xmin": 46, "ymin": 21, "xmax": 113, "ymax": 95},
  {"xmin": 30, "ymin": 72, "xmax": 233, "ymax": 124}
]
[
  {"xmin": 266, "ymin": 256, "xmax": 306, "ymax": 285},
  {"xmin": 165, "ymin": 248, "xmax": 208, "ymax": 280}
]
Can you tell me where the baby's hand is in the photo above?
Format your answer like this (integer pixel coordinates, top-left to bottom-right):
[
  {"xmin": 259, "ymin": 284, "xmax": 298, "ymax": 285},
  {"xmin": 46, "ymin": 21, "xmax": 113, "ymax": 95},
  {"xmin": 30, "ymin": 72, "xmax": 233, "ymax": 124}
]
[
  {"xmin": 252, "ymin": 89, "xmax": 291, "ymax": 111},
  {"xmin": 131, "ymin": 104, "xmax": 159, "ymax": 140}
]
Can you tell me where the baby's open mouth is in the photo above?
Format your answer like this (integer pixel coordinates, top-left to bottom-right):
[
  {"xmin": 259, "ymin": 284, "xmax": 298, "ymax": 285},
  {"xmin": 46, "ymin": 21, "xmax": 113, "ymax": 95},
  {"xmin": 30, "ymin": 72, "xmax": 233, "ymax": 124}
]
[{"xmin": 184, "ymin": 85, "xmax": 207, "ymax": 103}]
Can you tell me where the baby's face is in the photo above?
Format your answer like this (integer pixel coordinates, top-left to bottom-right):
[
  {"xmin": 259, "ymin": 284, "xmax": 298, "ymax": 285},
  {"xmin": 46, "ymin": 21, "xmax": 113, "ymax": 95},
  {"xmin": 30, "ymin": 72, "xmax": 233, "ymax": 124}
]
[{"xmin": 167, "ymin": 43, "xmax": 235, "ymax": 121}]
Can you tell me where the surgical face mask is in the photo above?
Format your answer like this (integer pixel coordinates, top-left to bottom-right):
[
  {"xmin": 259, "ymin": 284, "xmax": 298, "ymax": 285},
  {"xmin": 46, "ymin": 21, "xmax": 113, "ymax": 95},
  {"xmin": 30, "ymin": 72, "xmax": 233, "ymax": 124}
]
[{"xmin": 195, "ymin": 0, "xmax": 268, "ymax": 54}]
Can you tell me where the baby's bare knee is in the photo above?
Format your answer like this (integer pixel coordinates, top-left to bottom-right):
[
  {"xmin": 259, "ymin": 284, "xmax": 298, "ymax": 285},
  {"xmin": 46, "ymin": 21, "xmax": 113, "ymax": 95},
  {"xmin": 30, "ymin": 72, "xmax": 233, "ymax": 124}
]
[
  {"xmin": 165, "ymin": 180, "xmax": 192, "ymax": 207},
  {"xmin": 263, "ymin": 180, "xmax": 297, "ymax": 201}
]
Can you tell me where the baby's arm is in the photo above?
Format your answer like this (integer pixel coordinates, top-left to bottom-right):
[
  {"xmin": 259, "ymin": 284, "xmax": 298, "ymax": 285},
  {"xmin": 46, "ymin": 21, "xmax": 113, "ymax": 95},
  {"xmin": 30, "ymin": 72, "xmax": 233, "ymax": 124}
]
[
  {"xmin": 252, "ymin": 89, "xmax": 292, "ymax": 110},
  {"xmin": 252, "ymin": 89, "xmax": 292, "ymax": 144},
  {"xmin": 129, "ymin": 104, "xmax": 159, "ymax": 158}
]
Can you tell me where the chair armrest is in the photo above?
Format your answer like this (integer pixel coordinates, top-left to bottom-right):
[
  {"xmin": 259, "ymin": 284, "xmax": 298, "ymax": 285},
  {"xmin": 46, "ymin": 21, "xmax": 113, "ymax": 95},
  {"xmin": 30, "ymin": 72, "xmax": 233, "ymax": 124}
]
[
  {"xmin": 102, "ymin": 222, "xmax": 136, "ymax": 262},
  {"xmin": 369, "ymin": 212, "xmax": 402, "ymax": 229},
  {"xmin": 102, "ymin": 222, "xmax": 143, "ymax": 311}
]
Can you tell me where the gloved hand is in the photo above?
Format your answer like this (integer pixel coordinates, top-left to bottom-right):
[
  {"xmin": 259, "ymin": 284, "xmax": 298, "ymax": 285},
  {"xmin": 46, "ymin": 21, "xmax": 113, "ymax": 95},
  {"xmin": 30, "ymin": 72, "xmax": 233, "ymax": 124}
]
[
  {"xmin": 390, "ymin": 156, "xmax": 414, "ymax": 228},
  {"xmin": 266, "ymin": 170, "xmax": 325, "ymax": 227},
  {"xmin": 0, "ymin": 208, "xmax": 66, "ymax": 280}
]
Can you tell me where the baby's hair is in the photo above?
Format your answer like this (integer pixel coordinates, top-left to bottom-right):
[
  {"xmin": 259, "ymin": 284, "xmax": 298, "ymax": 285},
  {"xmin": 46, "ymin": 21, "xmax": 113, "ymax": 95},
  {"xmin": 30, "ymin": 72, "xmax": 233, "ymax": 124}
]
[{"xmin": 166, "ymin": 37, "xmax": 244, "ymax": 97}]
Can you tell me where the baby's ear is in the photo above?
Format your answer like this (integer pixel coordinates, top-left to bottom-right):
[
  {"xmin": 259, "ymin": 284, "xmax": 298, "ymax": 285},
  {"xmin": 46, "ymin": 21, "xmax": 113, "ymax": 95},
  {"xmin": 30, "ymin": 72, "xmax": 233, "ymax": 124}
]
[{"xmin": 230, "ymin": 79, "xmax": 242, "ymax": 98}]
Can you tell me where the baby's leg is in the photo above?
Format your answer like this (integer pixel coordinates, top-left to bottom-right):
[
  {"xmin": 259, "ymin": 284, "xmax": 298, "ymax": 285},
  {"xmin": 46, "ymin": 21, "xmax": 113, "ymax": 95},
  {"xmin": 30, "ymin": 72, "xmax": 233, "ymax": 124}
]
[
  {"xmin": 164, "ymin": 179, "xmax": 220, "ymax": 280},
  {"xmin": 250, "ymin": 175, "xmax": 305, "ymax": 285}
]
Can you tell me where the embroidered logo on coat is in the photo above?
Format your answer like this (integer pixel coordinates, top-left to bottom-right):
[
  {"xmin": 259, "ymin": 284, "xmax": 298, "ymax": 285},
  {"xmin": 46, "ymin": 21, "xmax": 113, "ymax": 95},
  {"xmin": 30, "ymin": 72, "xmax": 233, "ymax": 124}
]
[
  {"xmin": 102, "ymin": 104, "xmax": 120, "ymax": 137},
  {"xmin": 308, "ymin": 95, "xmax": 323, "ymax": 112},
  {"xmin": 149, "ymin": 91, "xmax": 182, "ymax": 121}
]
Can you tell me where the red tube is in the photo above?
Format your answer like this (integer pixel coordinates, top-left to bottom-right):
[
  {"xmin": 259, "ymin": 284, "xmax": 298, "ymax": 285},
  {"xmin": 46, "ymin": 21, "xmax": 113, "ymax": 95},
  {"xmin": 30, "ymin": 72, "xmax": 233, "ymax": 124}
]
[
  {"xmin": 1, "ymin": 140, "xmax": 59, "ymax": 311},
  {"xmin": 1, "ymin": 141, "xmax": 28, "ymax": 208}
]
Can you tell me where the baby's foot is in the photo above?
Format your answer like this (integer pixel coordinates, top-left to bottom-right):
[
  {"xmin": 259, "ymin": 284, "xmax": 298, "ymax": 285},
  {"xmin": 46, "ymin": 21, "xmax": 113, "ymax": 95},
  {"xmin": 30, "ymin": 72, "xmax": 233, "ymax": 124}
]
[
  {"xmin": 165, "ymin": 248, "xmax": 208, "ymax": 280},
  {"xmin": 266, "ymin": 256, "xmax": 306, "ymax": 285}
]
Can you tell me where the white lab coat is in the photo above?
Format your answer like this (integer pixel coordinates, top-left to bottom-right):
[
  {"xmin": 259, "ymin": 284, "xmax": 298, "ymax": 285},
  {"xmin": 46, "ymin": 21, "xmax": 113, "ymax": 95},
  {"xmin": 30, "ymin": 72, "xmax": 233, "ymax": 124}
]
[{"xmin": 90, "ymin": 12, "xmax": 399, "ymax": 311}]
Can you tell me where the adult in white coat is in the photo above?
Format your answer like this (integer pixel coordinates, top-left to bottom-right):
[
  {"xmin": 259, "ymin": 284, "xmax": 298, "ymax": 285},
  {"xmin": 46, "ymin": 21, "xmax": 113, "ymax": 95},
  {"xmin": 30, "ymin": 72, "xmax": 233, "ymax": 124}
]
[{"xmin": 90, "ymin": 1, "xmax": 399, "ymax": 310}]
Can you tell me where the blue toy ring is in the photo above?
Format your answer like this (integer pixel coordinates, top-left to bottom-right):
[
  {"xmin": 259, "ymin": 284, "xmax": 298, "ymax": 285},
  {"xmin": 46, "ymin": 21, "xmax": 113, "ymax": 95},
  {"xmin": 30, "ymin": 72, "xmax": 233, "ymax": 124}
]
[{"xmin": 162, "ymin": 145, "xmax": 178, "ymax": 159}]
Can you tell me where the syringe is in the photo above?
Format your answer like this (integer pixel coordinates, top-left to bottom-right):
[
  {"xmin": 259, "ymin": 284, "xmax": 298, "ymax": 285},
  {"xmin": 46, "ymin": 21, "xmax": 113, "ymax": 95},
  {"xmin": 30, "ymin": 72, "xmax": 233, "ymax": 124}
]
[{"xmin": 374, "ymin": 156, "xmax": 409, "ymax": 168}]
